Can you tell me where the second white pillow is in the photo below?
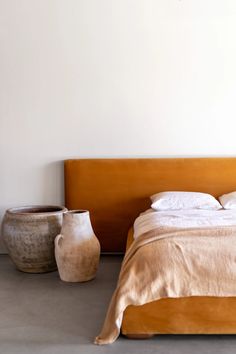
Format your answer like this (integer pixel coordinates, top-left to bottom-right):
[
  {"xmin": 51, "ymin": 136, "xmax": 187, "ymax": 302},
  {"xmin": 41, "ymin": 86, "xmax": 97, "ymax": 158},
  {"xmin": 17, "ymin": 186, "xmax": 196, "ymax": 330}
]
[{"xmin": 219, "ymin": 191, "xmax": 236, "ymax": 209}]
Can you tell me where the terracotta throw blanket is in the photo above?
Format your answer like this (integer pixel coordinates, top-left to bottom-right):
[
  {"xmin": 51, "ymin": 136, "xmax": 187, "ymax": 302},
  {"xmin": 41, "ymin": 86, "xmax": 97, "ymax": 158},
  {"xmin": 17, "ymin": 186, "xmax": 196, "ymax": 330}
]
[{"xmin": 95, "ymin": 226, "xmax": 236, "ymax": 345}]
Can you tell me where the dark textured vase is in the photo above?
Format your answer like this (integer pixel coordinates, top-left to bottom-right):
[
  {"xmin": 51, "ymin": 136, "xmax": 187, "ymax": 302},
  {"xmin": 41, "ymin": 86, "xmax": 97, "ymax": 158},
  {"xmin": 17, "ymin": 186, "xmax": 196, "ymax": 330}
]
[{"xmin": 2, "ymin": 205, "xmax": 67, "ymax": 273}]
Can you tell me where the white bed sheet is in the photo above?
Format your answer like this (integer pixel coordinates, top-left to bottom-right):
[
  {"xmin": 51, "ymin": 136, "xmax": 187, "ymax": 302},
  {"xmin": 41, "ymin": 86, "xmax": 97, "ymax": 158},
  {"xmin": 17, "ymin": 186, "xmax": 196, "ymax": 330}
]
[{"xmin": 133, "ymin": 209, "xmax": 236, "ymax": 239}]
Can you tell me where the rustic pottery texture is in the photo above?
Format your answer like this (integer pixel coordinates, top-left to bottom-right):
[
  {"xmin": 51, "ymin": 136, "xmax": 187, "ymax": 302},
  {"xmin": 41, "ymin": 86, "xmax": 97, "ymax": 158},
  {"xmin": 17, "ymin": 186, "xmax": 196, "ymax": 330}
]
[
  {"xmin": 55, "ymin": 210, "xmax": 100, "ymax": 282},
  {"xmin": 2, "ymin": 205, "xmax": 67, "ymax": 273}
]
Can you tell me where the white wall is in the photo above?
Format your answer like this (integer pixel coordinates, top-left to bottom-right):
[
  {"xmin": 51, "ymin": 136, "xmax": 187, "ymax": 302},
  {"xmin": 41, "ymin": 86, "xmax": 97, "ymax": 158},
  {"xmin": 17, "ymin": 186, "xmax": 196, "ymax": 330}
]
[{"xmin": 1, "ymin": 0, "xmax": 236, "ymax": 252}]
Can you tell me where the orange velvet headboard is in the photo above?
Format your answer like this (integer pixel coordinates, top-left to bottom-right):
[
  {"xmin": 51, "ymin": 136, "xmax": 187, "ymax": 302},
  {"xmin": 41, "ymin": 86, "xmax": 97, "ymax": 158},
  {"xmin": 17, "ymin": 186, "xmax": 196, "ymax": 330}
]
[{"xmin": 64, "ymin": 157, "xmax": 236, "ymax": 253}]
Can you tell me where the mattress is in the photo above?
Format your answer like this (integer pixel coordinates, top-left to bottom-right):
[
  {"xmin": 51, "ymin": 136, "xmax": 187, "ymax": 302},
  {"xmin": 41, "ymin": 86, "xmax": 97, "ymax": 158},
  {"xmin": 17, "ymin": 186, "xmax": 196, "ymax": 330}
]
[
  {"xmin": 121, "ymin": 227, "xmax": 236, "ymax": 336},
  {"xmin": 133, "ymin": 208, "xmax": 236, "ymax": 239}
]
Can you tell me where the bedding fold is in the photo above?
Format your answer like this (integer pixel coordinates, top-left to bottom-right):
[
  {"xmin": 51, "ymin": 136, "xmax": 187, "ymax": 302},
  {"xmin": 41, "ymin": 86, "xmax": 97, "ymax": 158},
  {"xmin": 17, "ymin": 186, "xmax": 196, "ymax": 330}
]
[{"xmin": 95, "ymin": 225, "xmax": 236, "ymax": 345}]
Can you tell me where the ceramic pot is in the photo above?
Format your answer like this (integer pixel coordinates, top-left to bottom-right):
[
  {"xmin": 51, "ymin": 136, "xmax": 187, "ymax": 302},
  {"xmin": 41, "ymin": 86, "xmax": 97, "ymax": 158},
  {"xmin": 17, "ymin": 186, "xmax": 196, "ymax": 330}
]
[
  {"xmin": 2, "ymin": 205, "xmax": 67, "ymax": 273},
  {"xmin": 55, "ymin": 210, "xmax": 100, "ymax": 282}
]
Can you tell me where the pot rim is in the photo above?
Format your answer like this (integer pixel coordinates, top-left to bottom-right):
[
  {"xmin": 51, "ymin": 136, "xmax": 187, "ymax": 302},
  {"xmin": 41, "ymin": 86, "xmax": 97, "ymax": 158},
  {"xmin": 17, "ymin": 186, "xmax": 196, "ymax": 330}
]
[
  {"xmin": 66, "ymin": 209, "xmax": 89, "ymax": 215},
  {"xmin": 6, "ymin": 205, "xmax": 68, "ymax": 215}
]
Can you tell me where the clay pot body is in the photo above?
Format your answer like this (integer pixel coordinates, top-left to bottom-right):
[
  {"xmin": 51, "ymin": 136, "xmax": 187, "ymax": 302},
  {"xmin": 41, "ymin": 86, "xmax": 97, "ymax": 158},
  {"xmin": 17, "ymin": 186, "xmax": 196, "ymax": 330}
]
[
  {"xmin": 2, "ymin": 205, "xmax": 67, "ymax": 273},
  {"xmin": 55, "ymin": 210, "xmax": 100, "ymax": 282}
]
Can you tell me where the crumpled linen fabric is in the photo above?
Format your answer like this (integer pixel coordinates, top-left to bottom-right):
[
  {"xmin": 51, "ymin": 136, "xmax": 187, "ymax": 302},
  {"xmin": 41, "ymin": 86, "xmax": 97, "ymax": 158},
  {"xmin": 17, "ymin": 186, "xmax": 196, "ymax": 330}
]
[{"xmin": 95, "ymin": 225, "xmax": 236, "ymax": 345}]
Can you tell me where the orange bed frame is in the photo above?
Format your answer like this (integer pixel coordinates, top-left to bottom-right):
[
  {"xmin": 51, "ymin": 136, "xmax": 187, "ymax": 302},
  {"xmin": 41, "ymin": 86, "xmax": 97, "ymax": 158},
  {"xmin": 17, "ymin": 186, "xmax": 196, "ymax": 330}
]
[
  {"xmin": 121, "ymin": 228, "xmax": 236, "ymax": 337},
  {"xmin": 64, "ymin": 157, "xmax": 236, "ymax": 337}
]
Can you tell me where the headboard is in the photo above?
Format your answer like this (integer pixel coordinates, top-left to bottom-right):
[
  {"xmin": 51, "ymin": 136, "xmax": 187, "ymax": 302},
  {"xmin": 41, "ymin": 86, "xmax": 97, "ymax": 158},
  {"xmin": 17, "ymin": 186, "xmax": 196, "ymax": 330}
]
[{"xmin": 64, "ymin": 157, "xmax": 236, "ymax": 253}]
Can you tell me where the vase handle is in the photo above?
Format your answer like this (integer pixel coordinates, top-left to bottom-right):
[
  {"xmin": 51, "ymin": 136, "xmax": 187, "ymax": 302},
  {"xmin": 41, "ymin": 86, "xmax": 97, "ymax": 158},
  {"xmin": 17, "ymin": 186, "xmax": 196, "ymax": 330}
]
[{"xmin": 55, "ymin": 234, "xmax": 64, "ymax": 248}]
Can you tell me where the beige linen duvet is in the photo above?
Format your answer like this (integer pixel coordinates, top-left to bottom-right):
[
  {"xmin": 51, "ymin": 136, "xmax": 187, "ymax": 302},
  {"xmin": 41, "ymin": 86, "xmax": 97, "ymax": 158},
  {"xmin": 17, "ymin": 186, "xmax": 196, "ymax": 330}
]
[{"xmin": 95, "ymin": 224, "xmax": 236, "ymax": 344}]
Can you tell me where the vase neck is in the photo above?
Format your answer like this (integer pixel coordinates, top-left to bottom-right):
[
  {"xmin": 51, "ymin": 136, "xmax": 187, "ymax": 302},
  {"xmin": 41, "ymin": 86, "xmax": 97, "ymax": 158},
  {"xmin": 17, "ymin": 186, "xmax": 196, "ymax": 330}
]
[{"xmin": 61, "ymin": 211, "xmax": 94, "ymax": 241}]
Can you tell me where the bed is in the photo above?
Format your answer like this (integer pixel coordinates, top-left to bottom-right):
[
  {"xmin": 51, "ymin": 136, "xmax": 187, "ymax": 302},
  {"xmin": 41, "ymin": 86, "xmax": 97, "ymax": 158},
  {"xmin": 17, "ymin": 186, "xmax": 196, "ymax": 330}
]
[
  {"xmin": 64, "ymin": 157, "xmax": 236, "ymax": 343},
  {"xmin": 122, "ymin": 226, "xmax": 236, "ymax": 337}
]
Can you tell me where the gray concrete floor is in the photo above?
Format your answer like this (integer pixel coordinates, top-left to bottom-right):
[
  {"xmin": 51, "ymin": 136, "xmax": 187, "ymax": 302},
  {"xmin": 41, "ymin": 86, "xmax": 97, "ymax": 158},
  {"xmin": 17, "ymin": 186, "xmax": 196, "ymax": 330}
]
[{"xmin": 0, "ymin": 255, "xmax": 236, "ymax": 354}]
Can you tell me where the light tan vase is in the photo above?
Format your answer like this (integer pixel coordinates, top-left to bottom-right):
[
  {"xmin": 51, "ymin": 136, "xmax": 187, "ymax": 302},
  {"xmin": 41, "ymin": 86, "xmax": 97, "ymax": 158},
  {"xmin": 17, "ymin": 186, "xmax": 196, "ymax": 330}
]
[{"xmin": 55, "ymin": 210, "xmax": 100, "ymax": 282}]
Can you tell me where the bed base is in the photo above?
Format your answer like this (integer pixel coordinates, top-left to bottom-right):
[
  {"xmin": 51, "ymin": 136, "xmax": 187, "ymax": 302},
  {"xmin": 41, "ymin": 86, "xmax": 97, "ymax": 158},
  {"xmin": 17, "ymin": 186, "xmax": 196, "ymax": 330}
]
[
  {"xmin": 124, "ymin": 334, "xmax": 154, "ymax": 339},
  {"xmin": 121, "ymin": 228, "xmax": 236, "ymax": 337}
]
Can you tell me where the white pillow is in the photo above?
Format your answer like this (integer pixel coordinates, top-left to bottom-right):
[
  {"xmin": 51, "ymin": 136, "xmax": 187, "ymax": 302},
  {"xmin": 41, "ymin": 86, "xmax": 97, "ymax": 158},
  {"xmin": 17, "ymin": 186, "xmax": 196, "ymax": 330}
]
[
  {"xmin": 151, "ymin": 191, "xmax": 221, "ymax": 211},
  {"xmin": 219, "ymin": 191, "xmax": 236, "ymax": 209}
]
